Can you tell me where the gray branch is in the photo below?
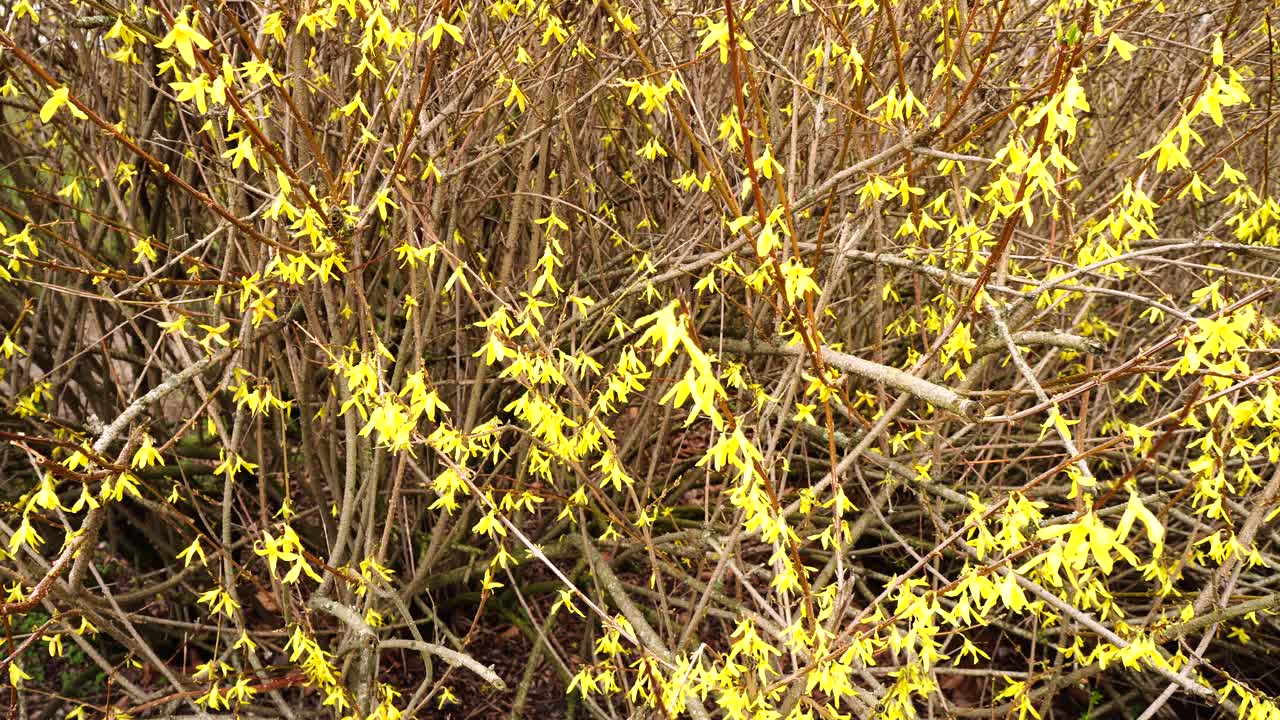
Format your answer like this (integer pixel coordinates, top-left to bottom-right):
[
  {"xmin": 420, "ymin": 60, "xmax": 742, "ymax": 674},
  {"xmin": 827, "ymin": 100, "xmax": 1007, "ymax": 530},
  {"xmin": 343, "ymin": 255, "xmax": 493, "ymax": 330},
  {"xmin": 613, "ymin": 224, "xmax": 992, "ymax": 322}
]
[{"xmin": 716, "ymin": 337, "xmax": 981, "ymax": 420}]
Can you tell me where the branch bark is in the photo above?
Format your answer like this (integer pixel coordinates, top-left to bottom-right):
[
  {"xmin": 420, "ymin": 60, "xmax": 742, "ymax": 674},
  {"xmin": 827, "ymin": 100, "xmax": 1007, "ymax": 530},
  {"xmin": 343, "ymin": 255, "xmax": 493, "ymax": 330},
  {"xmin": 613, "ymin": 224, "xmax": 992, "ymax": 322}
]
[{"xmin": 717, "ymin": 337, "xmax": 982, "ymax": 419}]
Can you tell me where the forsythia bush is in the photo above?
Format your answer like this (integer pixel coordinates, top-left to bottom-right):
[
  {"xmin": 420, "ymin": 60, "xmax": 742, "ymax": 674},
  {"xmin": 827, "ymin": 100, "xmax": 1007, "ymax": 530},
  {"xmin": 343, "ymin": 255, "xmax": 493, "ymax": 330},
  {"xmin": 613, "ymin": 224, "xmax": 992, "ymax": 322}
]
[{"xmin": 2, "ymin": 0, "xmax": 1280, "ymax": 718}]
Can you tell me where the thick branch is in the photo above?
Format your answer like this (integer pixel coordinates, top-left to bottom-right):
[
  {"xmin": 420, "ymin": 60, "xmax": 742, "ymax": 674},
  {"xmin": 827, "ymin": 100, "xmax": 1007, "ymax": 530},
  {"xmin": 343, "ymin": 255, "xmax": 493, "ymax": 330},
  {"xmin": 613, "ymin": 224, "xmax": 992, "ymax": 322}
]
[{"xmin": 717, "ymin": 337, "xmax": 982, "ymax": 420}]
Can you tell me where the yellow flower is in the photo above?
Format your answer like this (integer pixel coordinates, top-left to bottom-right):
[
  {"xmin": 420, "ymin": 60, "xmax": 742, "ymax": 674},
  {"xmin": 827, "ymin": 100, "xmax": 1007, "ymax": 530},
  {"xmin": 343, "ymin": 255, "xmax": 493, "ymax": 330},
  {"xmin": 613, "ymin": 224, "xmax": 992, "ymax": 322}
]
[
  {"xmin": 156, "ymin": 11, "xmax": 214, "ymax": 67},
  {"xmin": 8, "ymin": 662, "xmax": 32, "ymax": 688},
  {"xmin": 39, "ymin": 87, "xmax": 88, "ymax": 124}
]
